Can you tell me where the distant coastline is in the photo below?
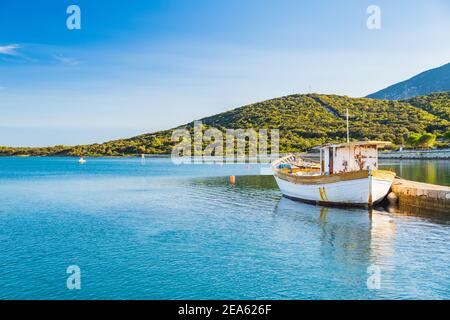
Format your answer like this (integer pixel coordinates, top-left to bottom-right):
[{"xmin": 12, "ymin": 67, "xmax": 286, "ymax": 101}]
[
  {"xmin": 379, "ymin": 148, "xmax": 450, "ymax": 159},
  {"xmin": 1, "ymin": 92, "xmax": 449, "ymax": 158},
  {"xmin": 304, "ymin": 149, "xmax": 450, "ymax": 160},
  {"xmin": 2, "ymin": 150, "xmax": 450, "ymax": 160}
]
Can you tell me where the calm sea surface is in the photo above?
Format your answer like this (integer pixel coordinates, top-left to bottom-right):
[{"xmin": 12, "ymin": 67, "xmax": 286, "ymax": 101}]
[{"xmin": 0, "ymin": 157, "xmax": 448, "ymax": 299}]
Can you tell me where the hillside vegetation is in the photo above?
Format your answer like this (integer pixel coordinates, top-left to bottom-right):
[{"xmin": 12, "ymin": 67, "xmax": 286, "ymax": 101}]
[{"xmin": 1, "ymin": 93, "xmax": 449, "ymax": 156}]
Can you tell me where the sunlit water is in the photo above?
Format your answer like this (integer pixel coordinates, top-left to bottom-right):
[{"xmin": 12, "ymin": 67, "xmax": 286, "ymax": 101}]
[{"xmin": 0, "ymin": 157, "xmax": 448, "ymax": 299}]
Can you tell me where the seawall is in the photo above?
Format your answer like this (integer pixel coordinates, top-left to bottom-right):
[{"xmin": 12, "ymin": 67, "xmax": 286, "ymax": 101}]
[
  {"xmin": 379, "ymin": 149, "xmax": 450, "ymax": 159},
  {"xmin": 390, "ymin": 178, "xmax": 450, "ymax": 213}
]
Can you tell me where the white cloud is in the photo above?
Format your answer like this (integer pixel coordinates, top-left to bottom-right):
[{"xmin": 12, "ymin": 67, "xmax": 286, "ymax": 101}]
[
  {"xmin": 0, "ymin": 44, "xmax": 21, "ymax": 56},
  {"xmin": 53, "ymin": 55, "xmax": 80, "ymax": 65}
]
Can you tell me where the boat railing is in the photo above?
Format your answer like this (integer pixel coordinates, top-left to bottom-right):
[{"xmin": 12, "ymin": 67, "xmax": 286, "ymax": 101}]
[
  {"xmin": 271, "ymin": 154, "xmax": 320, "ymax": 171},
  {"xmin": 271, "ymin": 154, "xmax": 295, "ymax": 168}
]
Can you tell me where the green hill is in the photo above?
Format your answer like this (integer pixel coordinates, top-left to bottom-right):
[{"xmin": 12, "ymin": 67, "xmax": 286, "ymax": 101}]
[{"xmin": 1, "ymin": 93, "xmax": 449, "ymax": 156}]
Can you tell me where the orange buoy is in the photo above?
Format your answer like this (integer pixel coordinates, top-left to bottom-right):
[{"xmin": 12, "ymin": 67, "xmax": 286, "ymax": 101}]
[{"xmin": 229, "ymin": 175, "xmax": 236, "ymax": 184}]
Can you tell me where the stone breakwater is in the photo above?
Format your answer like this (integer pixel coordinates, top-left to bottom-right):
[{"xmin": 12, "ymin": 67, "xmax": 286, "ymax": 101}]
[
  {"xmin": 390, "ymin": 178, "xmax": 450, "ymax": 214},
  {"xmin": 379, "ymin": 149, "xmax": 450, "ymax": 159}
]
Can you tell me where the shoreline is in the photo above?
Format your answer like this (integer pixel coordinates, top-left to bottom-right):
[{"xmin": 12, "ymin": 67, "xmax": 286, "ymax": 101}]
[
  {"xmin": 1, "ymin": 149, "xmax": 450, "ymax": 160},
  {"xmin": 378, "ymin": 149, "xmax": 450, "ymax": 159}
]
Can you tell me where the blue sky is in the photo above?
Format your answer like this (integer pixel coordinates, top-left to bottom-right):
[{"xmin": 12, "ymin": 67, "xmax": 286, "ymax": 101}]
[{"xmin": 0, "ymin": 0, "xmax": 449, "ymax": 146}]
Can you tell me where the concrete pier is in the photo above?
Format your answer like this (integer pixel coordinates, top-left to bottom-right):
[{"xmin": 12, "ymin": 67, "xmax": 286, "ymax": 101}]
[
  {"xmin": 379, "ymin": 149, "xmax": 450, "ymax": 159},
  {"xmin": 390, "ymin": 178, "xmax": 450, "ymax": 213}
]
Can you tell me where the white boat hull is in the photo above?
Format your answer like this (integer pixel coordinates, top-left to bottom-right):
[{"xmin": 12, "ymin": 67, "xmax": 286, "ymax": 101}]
[{"xmin": 274, "ymin": 174, "xmax": 394, "ymax": 206}]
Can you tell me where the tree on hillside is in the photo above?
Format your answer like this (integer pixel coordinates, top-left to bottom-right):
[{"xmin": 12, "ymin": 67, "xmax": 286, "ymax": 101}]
[
  {"xmin": 406, "ymin": 133, "xmax": 421, "ymax": 147},
  {"xmin": 416, "ymin": 133, "xmax": 436, "ymax": 149},
  {"xmin": 444, "ymin": 131, "xmax": 450, "ymax": 141}
]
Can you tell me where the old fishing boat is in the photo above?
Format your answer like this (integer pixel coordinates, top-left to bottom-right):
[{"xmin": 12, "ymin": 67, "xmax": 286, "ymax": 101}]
[{"xmin": 272, "ymin": 141, "xmax": 396, "ymax": 207}]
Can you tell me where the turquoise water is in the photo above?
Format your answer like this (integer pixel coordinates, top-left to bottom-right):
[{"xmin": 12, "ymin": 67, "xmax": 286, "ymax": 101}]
[
  {"xmin": 0, "ymin": 157, "xmax": 449, "ymax": 299},
  {"xmin": 380, "ymin": 159, "xmax": 450, "ymax": 187}
]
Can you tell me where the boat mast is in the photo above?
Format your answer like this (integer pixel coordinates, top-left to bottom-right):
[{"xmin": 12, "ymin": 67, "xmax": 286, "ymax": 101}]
[
  {"xmin": 346, "ymin": 108, "xmax": 350, "ymax": 171},
  {"xmin": 346, "ymin": 108, "xmax": 350, "ymax": 143}
]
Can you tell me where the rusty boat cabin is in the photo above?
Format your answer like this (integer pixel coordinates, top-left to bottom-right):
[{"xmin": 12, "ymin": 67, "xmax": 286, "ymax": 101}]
[{"xmin": 313, "ymin": 141, "xmax": 391, "ymax": 175}]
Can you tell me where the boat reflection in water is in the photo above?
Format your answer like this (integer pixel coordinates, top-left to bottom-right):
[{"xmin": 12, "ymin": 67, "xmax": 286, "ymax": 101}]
[
  {"xmin": 273, "ymin": 198, "xmax": 396, "ymax": 261},
  {"xmin": 271, "ymin": 197, "xmax": 401, "ymax": 294}
]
